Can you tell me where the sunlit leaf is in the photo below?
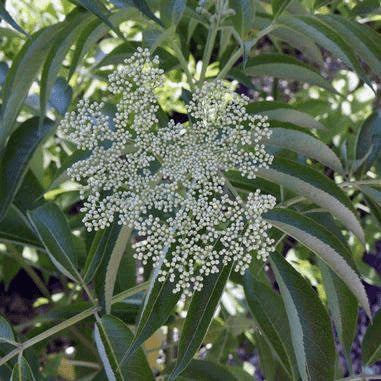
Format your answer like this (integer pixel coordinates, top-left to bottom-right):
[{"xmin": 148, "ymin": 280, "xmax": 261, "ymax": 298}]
[
  {"xmin": 256, "ymin": 157, "xmax": 365, "ymax": 244},
  {"xmin": 0, "ymin": 24, "xmax": 63, "ymax": 150},
  {"xmin": 264, "ymin": 208, "xmax": 370, "ymax": 317},
  {"xmin": 169, "ymin": 262, "xmax": 234, "ymax": 380},
  {"xmin": 245, "ymin": 54, "xmax": 336, "ymax": 92},
  {"xmin": 268, "ymin": 127, "xmax": 343, "ymax": 172},
  {"xmin": 269, "ymin": 251, "xmax": 335, "ymax": 381},
  {"xmin": 94, "ymin": 315, "xmax": 154, "ymax": 381}
]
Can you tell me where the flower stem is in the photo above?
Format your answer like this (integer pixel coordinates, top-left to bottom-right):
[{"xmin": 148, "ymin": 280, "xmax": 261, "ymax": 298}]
[
  {"xmin": 0, "ymin": 281, "xmax": 149, "ymax": 367},
  {"xmin": 200, "ymin": 24, "xmax": 219, "ymax": 82},
  {"xmin": 172, "ymin": 42, "xmax": 194, "ymax": 88},
  {"xmin": 217, "ymin": 24, "xmax": 277, "ymax": 80}
]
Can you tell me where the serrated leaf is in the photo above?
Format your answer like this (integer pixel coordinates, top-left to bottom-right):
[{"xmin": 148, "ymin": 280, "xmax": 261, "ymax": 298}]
[
  {"xmin": 0, "ymin": 24, "xmax": 63, "ymax": 150},
  {"xmin": 11, "ymin": 357, "xmax": 36, "ymax": 381},
  {"xmin": 69, "ymin": 0, "xmax": 124, "ymax": 39},
  {"xmin": 245, "ymin": 54, "xmax": 336, "ymax": 93},
  {"xmin": 256, "ymin": 157, "xmax": 365, "ymax": 244},
  {"xmin": 355, "ymin": 111, "xmax": 381, "ymax": 174},
  {"xmin": 160, "ymin": 0, "xmax": 186, "ymax": 28},
  {"xmin": 362, "ymin": 308, "xmax": 381, "ymax": 365},
  {"xmin": 264, "ymin": 208, "xmax": 370, "ymax": 317},
  {"xmin": 0, "ymin": 117, "xmax": 54, "ymax": 221},
  {"xmin": 169, "ymin": 262, "xmax": 234, "ymax": 380},
  {"xmin": 246, "ymin": 101, "xmax": 325, "ymax": 130},
  {"xmin": 321, "ymin": 15, "xmax": 381, "ymax": 80},
  {"xmin": 319, "ymin": 260, "xmax": 357, "ymax": 357},
  {"xmin": 243, "ymin": 271, "xmax": 297, "ymax": 379},
  {"xmin": 0, "ymin": 1, "xmax": 28, "ymax": 37},
  {"xmin": 268, "ymin": 128, "xmax": 343, "ymax": 172},
  {"xmin": 27, "ymin": 203, "xmax": 80, "ymax": 281},
  {"xmin": 40, "ymin": 10, "xmax": 93, "ymax": 120},
  {"xmin": 272, "ymin": 0, "xmax": 292, "ymax": 19},
  {"xmin": 94, "ymin": 315, "xmax": 154, "ymax": 381},
  {"xmin": 269, "ymin": 251, "xmax": 335, "ymax": 381},
  {"xmin": 176, "ymin": 359, "xmax": 239, "ymax": 381},
  {"xmin": 0, "ymin": 204, "xmax": 42, "ymax": 248},
  {"xmin": 120, "ymin": 265, "xmax": 181, "ymax": 365},
  {"xmin": 104, "ymin": 225, "xmax": 132, "ymax": 313},
  {"xmin": 278, "ymin": 15, "xmax": 369, "ymax": 87}
]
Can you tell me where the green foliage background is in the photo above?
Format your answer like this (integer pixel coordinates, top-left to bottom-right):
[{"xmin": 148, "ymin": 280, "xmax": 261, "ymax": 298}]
[{"xmin": 0, "ymin": 0, "xmax": 380, "ymax": 380}]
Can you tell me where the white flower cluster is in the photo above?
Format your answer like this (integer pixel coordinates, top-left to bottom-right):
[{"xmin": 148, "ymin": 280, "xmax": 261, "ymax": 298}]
[{"xmin": 58, "ymin": 47, "xmax": 276, "ymax": 297}]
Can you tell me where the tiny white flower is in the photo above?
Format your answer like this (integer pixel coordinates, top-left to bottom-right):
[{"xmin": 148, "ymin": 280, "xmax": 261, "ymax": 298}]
[{"xmin": 58, "ymin": 48, "xmax": 276, "ymax": 298}]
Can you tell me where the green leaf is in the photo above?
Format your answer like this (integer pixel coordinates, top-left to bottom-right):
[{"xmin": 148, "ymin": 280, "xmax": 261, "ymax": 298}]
[
  {"xmin": 129, "ymin": 0, "xmax": 163, "ymax": 27},
  {"xmin": 169, "ymin": 262, "xmax": 234, "ymax": 380},
  {"xmin": 27, "ymin": 203, "xmax": 79, "ymax": 281},
  {"xmin": 351, "ymin": 0, "xmax": 381, "ymax": 16},
  {"xmin": 268, "ymin": 127, "xmax": 343, "ymax": 172},
  {"xmin": 319, "ymin": 260, "xmax": 357, "ymax": 357},
  {"xmin": 11, "ymin": 357, "xmax": 36, "ymax": 381},
  {"xmin": 104, "ymin": 225, "xmax": 132, "ymax": 313},
  {"xmin": 278, "ymin": 15, "xmax": 369, "ymax": 86},
  {"xmin": 0, "ymin": 2, "xmax": 29, "ymax": 37},
  {"xmin": 269, "ymin": 251, "xmax": 335, "ymax": 381},
  {"xmin": 255, "ymin": 13, "xmax": 323, "ymax": 66},
  {"xmin": 84, "ymin": 230, "xmax": 110, "ymax": 283},
  {"xmin": 49, "ymin": 77, "xmax": 73, "ymax": 116},
  {"xmin": 362, "ymin": 308, "xmax": 381, "ymax": 365},
  {"xmin": 256, "ymin": 157, "xmax": 365, "ymax": 244},
  {"xmin": 93, "ymin": 224, "xmax": 131, "ymax": 311},
  {"xmin": 40, "ymin": 10, "xmax": 94, "ymax": 120},
  {"xmin": 0, "ymin": 117, "xmax": 54, "ymax": 221},
  {"xmin": 160, "ymin": 0, "xmax": 186, "ymax": 28},
  {"xmin": 0, "ymin": 314, "xmax": 15, "ymax": 344},
  {"xmin": 264, "ymin": 208, "xmax": 370, "ymax": 317},
  {"xmin": 69, "ymin": 0, "xmax": 124, "ymax": 39},
  {"xmin": 246, "ymin": 101, "xmax": 325, "ymax": 130},
  {"xmin": 94, "ymin": 40, "xmax": 139, "ymax": 68},
  {"xmin": 245, "ymin": 54, "xmax": 336, "ymax": 93},
  {"xmin": 0, "ymin": 27, "xmax": 24, "ymax": 40},
  {"xmin": 243, "ymin": 271, "xmax": 297, "ymax": 378},
  {"xmin": 0, "ymin": 204, "xmax": 42, "ymax": 248},
  {"xmin": 0, "ymin": 24, "xmax": 63, "ymax": 150},
  {"xmin": 253, "ymin": 331, "xmax": 277, "ymax": 381},
  {"xmin": 229, "ymin": 367, "xmax": 256, "ymax": 381},
  {"xmin": 67, "ymin": 11, "xmax": 131, "ymax": 81},
  {"xmin": 176, "ymin": 359, "xmax": 239, "ymax": 381},
  {"xmin": 320, "ymin": 15, "xmax": 381, "ymax": 81},
  {"xmin": 272, "ymin": 0, "xmax": 292, "ymax": 19},
  {"xmin": 94, "ymin": 315, "xmax": 154, "ymax": 381},
  {"xmin": 358, "ymin": 185, "xmax": 381, "ymax": 207},
  {"xmin": 355, "ymin": 111, "xmax": 381, "ymax": 174},
  {"xmin": 121, "ymin": 265, "xmax": 181, "ymax": 365},
  {"xmin": 230, "ymin": 0, "xmax": 255, "ymax": 37}
]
